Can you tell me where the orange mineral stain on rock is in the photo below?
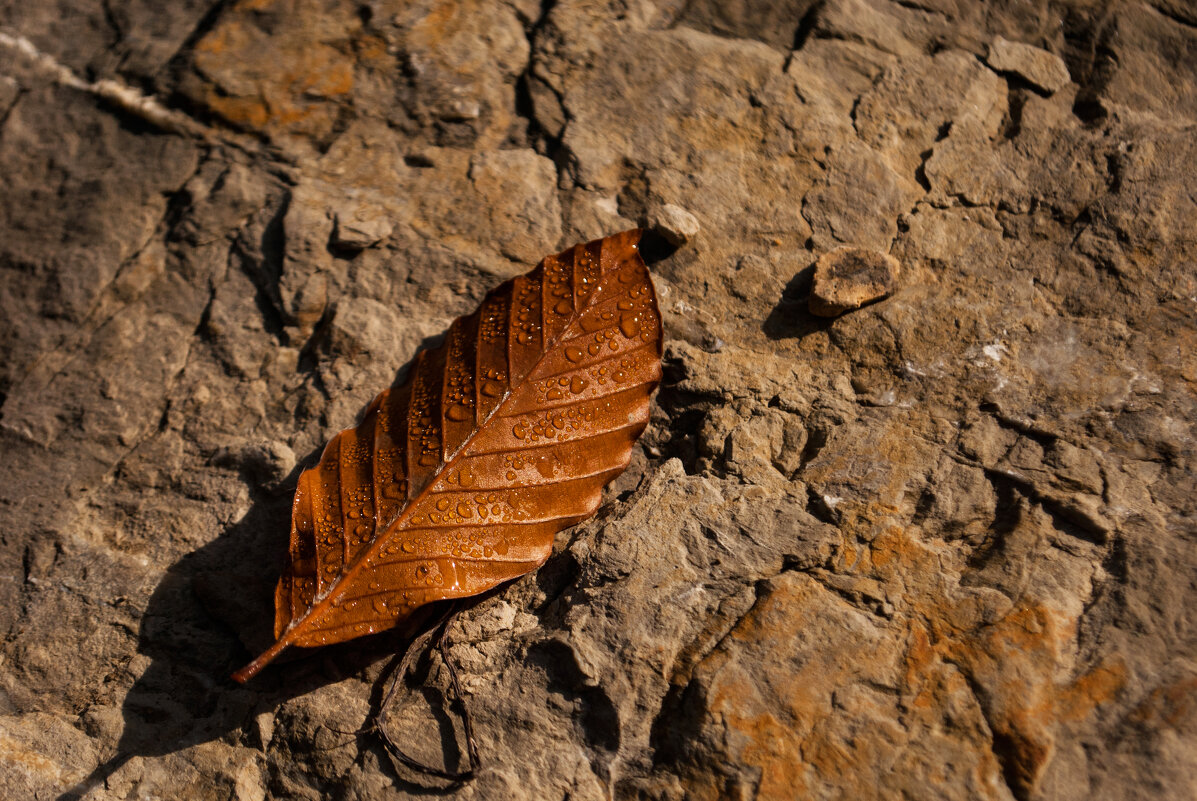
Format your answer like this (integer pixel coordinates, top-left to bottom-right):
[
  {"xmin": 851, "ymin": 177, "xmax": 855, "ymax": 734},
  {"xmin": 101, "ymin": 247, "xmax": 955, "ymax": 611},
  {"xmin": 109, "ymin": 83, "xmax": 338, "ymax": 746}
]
[
  {"xmin": 903, "ymin": 619, "xmax": 938, "ymax": 697},
  {"xmin": 184, "ymin": 0, "xmax": 367, "ymax": 142},
  {"xmin": 865, "ymin": 523, "xmax": 935, "ymax": 576},
  {"xmin": 0, "ymin": 734, "xmax": 65, "ymax": 780},
  {"xmin": 728, "ymin": 708, "xmax": 812, "ymax": 800},
  {"xmin": 1128, "ymin": 675, "xmax": 1197, "ymax": 729},
  {"xmin": 1056, "ymin": 660, "xmax": 1127, "ymax": 723},
  {"xmin": 677, "ymin": 478, "xmax": 1128, "ymax": 801},
  {"xmin": 688, "ymin": 573, "xmax": 1011, "ymax": 801}
]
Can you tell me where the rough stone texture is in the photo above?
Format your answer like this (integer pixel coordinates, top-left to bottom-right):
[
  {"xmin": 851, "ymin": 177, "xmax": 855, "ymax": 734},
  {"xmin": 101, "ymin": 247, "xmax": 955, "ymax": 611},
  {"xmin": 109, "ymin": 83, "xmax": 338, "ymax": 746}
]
[
  {"xmin": 809, "ymin": 246, "xmax": 899, "ymax": 317},
  {"xmin": 650, "ymin": 202, "xmax": 702, "ymax": 246},
  {"xmin": 986, "ymin": 36, "xmax": 1072, "ymax": 94},
  {"xmin": 1, "ymin": 2, "xmax": 1195, "ymax": 801}
]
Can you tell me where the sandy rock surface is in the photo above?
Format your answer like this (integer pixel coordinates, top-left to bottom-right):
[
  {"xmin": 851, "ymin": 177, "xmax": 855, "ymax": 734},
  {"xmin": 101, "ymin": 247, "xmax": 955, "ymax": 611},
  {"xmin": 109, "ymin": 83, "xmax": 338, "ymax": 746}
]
[{"xmin": 1, "ymin": 2, "xmax": 1195, "ymax": 800}]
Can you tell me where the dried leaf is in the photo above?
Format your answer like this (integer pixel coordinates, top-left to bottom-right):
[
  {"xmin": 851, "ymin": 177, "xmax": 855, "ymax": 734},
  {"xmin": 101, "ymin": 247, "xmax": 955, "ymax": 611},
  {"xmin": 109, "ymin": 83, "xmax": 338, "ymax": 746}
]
[{"xmin": 232, "ymin": 230, "xmax": 662, "ymax": 682}]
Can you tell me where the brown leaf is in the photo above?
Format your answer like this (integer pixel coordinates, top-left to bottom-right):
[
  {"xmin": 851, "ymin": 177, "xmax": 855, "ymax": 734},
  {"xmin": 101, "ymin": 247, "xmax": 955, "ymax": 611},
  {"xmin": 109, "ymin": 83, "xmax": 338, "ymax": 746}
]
[{"xmin": 232, "ymin": 230, "xmax": 662, "ymax": 682}]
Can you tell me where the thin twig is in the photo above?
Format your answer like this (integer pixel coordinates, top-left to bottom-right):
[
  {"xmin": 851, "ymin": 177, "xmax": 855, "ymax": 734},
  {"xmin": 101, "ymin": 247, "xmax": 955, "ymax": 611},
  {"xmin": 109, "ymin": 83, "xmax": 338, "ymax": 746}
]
[{"xmin": 374, "ymin": 603, "xmax": 480, "ymax": 782}]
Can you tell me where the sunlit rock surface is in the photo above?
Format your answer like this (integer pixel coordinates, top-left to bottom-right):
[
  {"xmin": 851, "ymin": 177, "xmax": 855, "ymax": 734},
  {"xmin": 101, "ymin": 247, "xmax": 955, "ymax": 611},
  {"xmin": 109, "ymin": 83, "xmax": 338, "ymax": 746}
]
[{"xmin": 1, "ymin": 1, "xmax": 1195, "ymax": 799}]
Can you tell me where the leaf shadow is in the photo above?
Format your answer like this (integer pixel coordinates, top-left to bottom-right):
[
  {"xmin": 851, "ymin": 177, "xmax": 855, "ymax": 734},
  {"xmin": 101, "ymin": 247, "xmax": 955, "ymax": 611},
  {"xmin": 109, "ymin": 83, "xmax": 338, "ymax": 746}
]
[
  {"xmin": 58, "ymin": 359, "xmax": 455, "ymax": 800},
  {"xmin": 61, "ymin": 230, "xmax": 660, "ymax": 800},
  {"xmin": 355, "ymin": 632, "xmax": 479, "ymax": 796}
]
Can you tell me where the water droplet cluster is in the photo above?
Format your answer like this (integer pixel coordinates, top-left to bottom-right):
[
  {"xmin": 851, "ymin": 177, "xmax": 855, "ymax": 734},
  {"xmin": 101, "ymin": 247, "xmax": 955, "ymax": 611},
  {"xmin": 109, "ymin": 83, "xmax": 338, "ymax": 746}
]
[
  {"xmin": 498, "ymin": 449, "xmax": 561, "ymax": 482},
  {"xmin": 443, "ymin": 323, "xmax": 476, "ymax": 426},
  {"xmin": 567, "ymin": 279, "xmax": 657, "ymax": 361},
  {"xmin": 408, "ymin": 359, "xmax": 442, "ymax": 468},
  {"xmin": 313, "ymin": 477, "xmax": 345, "ymax": 586},
  {"xmin": 533, "ymin": 373, "xmax": 591, "ymax": 404},
  {"xmin": 544, "ymin": 255, "xmax": 574, "ymax": 326},
  {"xmin": 623, "ymin": 283, "xmax": 659, "ymax": 344},
  {"xmin": 479, "ymin": 367, "xmax": 507, "ymax": 398},
  {"xmin": 412, "ymin": 490, "xmax": 523, "ymax": 525},
  {"xmin": 510, "ymin": 403, "xmax": 597, "ymax": 444},
  {"xmin": 343, "ymin": 486, "xmax": 374, "ymax": 552},
  {"xmin": 591, "ymin": 350, "xmax": 652, "ymax": 387},
  {"xmin": 448, "ymin": 529, "xmax": 506, "ymax": 559},
  {"xmin": 591, "ymin": 327, "xmax": 620, "ymax": 355},
  {"xmin": 342, "ymin": 439, "xmax": 370, "ymax": 463},
  {"xmin": 415, "ymin": 562, "xmax": 443, "ymax": 586},
  {"xmin": 513, "ymin": 274, "xmax": 542, "ymax": 346},
  {"xmin": 293, "ymin": 575, "xmax": 315, "ymax": 607},
  {"xmin": 574, "ymin": 245, "xmax": 602, "ymax": 307},
  {"xmin": 377, "ymin": 448, "xmax": 406, "ymax": 497},
  {"xmin": 480, "ymin": 292, "xmax": 509, "ymax": 343},
  {"xmin": 445, "ymin": 466, "xmax": 477, "ymax": 488}
]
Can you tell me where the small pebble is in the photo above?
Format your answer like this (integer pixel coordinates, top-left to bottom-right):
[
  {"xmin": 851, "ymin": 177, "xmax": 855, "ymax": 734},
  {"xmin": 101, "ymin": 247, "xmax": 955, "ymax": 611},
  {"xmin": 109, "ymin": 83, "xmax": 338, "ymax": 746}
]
[
  {"xmin": 809, "ymin": 246, "xmax": 900, "ymax": 318},
  {"xmin": 650, "ymin": 203, "xmax": 701, "ymax": 246},
  {"xmin": 213, "ymin": 439, "xmax": 297, "ymax": 487},
  {"xmin": 986, "ymin": 36, "xmax": 1070, "ymax": 94},
  {"xmin": 332, "ymin": 206, "xmax": 394, "ymax": 249}
]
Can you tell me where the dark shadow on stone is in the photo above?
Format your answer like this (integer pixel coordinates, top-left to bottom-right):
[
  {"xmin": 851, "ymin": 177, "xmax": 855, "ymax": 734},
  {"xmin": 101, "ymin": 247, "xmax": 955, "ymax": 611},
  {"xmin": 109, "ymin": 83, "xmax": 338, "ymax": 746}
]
[
  {"xmin": 58, "ymin": 355, "xmax": 442, "ymax": 801},
  {"xmin": 648, "ymin": 676, "xmax": 705, "ymax": 768},
  {"xmin": 526, "ymin": 639, "xmax": 620, "ymax": 755},
  {"xmin": 761, "ymin": 264, "xmax": 834, "ymax": 340},
  {"xmin": 638, "ymin": 229, "xmax": 680, "ymax": 267},
  {"xmin": 56, "ymin": 454, "xmax": 441, "ymax": 800},
  {"xmin": 671, "ymin": 0, "xmax": 822, "ymax": 52},
  {"xmin": 356, "ymin": 620, "xmax": 479, "ymax": 795}
]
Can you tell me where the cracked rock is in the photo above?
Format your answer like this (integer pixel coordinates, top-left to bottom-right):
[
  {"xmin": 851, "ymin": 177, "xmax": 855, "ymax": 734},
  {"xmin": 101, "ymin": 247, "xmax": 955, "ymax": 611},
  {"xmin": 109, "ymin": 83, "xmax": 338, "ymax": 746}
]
[
  {"xmin": 1, "ymin": 2, "xmax": 1195, "ymax": 801},
  {"xmin": 468, "ymin": 148, "xmax": 562, "ymax": 263},
  {"xmin": 332, "ymin": 204, "xmax": 394, "ymax": 250}
]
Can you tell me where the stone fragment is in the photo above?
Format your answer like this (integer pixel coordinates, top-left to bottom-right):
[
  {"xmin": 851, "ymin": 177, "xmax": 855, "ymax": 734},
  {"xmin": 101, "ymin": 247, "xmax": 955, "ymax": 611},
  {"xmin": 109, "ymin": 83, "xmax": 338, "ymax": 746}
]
[
  {"xmin": 280, "ymin": 183, "xmax": 336, "ymax": 338},
  {"xmin": 392, "ymin": 0, "xmax": 530, "ymax": 148},
  {"xmin": 323, "ymin": 296, "xmax": 405, "ymax": 362},
  {"xmin": 211, "ymin": 440, "xmax": 297, "ymax": 489},
  {"xmin": 649, "ymin": 202, "xmax": 701, "ymax": 245},
  {"xmin": 808, "ymin": 246, "xmax": 900, "ymax": 317},
  {"xmin": 801, "ymin": 140, "xmax": 920, "ymax": 251},
  {"xmin": 854, "ymin": 50, "xmax": 1007, "ymax": 179},
  {"xmin": 814, "ymin": 0, "xmax": 921, "ymax": 57},
  {"xmin": 1090, "ymin": 10, "xmax": 1197, "ymax": 121},
  {"xmin": 986, "ymin": 36, "xmax": 1071, "ymax": 93},
  {"xmin": 331, "ymin": 204, "xmax": 394, "ymax": 250}
]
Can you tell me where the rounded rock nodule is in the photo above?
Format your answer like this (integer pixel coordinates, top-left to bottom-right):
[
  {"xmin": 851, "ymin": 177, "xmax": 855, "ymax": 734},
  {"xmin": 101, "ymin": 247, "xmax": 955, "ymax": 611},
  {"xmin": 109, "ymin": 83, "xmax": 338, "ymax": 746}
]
[{"xmin": 808, "ymin": 246, "xmax": 901, "ymax": 318}]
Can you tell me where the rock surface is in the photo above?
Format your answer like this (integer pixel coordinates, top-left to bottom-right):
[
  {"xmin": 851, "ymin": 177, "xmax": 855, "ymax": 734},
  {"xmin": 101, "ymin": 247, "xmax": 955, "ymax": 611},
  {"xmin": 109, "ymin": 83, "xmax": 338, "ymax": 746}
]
[
  {"xmin": 987, "ymin": 36, "xmax": 1072, "ymax": 94},
  {"xmin": 650, "ymin": 202, "xmax": 702, "ymax": 246},
  {"xmin": 1, "ymin": 2, "xmax": 1195, "ymax": 801},
  {"xmin": 809, "ymin": 246, "xmax": 899, "ymax": 317}
]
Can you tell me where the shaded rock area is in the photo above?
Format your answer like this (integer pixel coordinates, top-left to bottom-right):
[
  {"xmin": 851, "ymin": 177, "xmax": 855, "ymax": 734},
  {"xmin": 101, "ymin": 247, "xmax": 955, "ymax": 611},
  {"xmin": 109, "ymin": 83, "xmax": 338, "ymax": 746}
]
[{"xmin": 1, "ymin": 1, "xmax": 1195, "ymax": 800}]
